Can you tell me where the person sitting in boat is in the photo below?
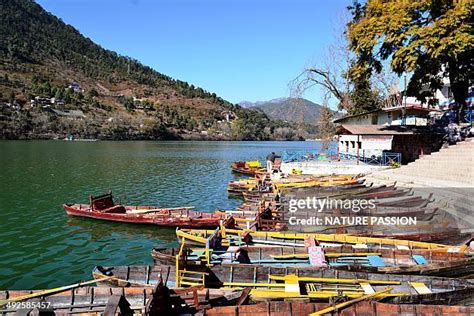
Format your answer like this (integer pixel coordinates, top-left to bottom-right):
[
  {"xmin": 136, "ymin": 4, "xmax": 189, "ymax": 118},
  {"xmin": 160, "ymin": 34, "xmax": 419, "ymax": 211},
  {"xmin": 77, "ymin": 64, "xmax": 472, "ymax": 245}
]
[
  {"xmin": 260, "ymin": 206, "xmax": 273, "ymax": 220},
  {"xmin": 241, "ymin": 231, "xmax": 253, "ymax": 244},
  {"xmin": 209, "ymin": 231, "xmax": 223, "ymax": 250},
  {"xmin": 235, "ymin": 248, "xmax": 251, "ymax": 264},
  {"xmin": 266, "ymin": 152, "xmax": 276, "ymax": 171}
]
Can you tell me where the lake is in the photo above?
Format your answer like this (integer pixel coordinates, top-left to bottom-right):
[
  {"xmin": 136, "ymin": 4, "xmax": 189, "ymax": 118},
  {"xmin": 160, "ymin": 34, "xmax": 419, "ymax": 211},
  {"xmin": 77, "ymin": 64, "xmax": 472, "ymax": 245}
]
[{"xmin": 0, "ymin": 140, "xmax": 326, "ymax": 289}]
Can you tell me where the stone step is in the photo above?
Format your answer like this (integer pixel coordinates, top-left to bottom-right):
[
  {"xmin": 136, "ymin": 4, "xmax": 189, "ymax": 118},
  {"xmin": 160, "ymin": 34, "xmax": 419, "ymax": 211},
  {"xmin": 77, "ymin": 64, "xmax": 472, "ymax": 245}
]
[
  {"xmin": 411, "ymin": 188, "xmax": 473, "ymax": 204},
  {"xmin": 442, "ymin": 148, "xmax": 474, "ymax": 152},
  {"xmin": 393, "ymin": 174, "xmax": 473, "ymax": 184},
  {"xmin": 375, "ymin": 175, "xmax": 473, "ymax": 187},
  {"xmin": 424, "ymin": 150, "xmax": 474, "ymax": 155},
  {"xmin": 426, "ymin": 152, "xmax": 474, "ymax": 158},
  {"xmin": 406, "ymin": 160, "xmax": 474, "ymax": 166},
  {"xmin": 438, "ymin": 207, "xmax": 474, "ymax": 229},
  {"xmin": 368, "ymin": 172, "xmax": 474, "ymax": 188},
  {"xmin": 413, "ymin": 158, "xmax": 474, "ymax": 164},
  {"xmin": 402, "ymin": 164, "xmax": 474, "ymax": 173},
  {"xmin": 395, "ymin": 166, "xmax": 473, "ymax": 174}
]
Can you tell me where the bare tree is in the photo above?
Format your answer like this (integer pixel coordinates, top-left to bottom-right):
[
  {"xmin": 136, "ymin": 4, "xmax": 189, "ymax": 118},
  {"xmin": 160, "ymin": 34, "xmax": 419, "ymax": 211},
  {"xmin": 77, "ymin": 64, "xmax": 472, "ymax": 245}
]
[
  {"xmin": 289, "ymin": 12, "xmax": 353, "ymax": 112},
  {"xmin": 290, "ymin": 11, "xmax": 400, "ymax": 113},
  {"xmin": 372, "ymin": 62, "xmax": 401, "ymax": 108},
  {"xmin": 317, "ymin": 96, "xmax": 335, "ymax": 151}
]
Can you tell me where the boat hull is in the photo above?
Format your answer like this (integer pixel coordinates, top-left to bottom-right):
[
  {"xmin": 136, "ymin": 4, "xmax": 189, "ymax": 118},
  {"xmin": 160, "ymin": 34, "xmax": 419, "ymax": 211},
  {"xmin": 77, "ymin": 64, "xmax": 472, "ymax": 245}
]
[
  {"xmin": 92, "ymin": 264, "xmax": 474, "ymax": 305},
  {"xmin": 205, "ymin": 300, "xmax": 474, "ymax": 316},
  {"xmin": 63, "ymin": 204, "xmax": 223, "ymax": 228},
  {"xmin": 151, "ymin": 246, "xmax": 474, "ymax": 277}
]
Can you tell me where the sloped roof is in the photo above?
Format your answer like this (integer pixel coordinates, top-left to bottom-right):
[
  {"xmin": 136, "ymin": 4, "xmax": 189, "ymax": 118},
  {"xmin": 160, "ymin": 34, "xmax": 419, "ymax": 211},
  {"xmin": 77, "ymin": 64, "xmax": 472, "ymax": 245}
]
[
  {"xmin": 333, "ymin": 105, "xmax": 439, "ymax": 123},
  {"xmin": 383, "ymin": 104, "xmax": 440, "ymax": 112},
  {"xmin": 332, "ymin": 109, "xmax": 381, "ymax": 123},
  {"xmin": 337, "ymin": 124, "xmax": 430, "ymax": 135}
]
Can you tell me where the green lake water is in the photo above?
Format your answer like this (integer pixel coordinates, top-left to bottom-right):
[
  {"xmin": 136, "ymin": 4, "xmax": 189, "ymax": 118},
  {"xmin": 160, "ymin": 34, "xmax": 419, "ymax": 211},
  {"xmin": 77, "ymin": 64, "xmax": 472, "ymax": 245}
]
[{"xmin": 0, "ymin": 140, "xmax": 325, "ymax": 289}]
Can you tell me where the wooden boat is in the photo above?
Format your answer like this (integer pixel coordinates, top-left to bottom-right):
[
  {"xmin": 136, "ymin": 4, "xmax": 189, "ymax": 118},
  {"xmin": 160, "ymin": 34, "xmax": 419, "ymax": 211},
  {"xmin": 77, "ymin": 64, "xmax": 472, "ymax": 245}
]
[
  {"xmin": 176, "ymin": 228, "xmax": 468, "ymax": 251},
  {"xmin": 92, "ymin": 265, "xmax": 474, "ymax": 305},
  {"xmin": 0, "ymin": 285, "xmax": 244, "ymax": 315},
  {"xmin": 151, "ymin": 244, "xmax": 474, "ymax": 277},
  {"xmin": 372, "ymin": 194, "xmax": 433, "ymax": 208},
  {"xmin": 231, "ymin": 161, "xmax": 266, "ymax": 176},
  {"xmin": 227, "ymin": 179, "xmax": 262, "ymax": 195},
  {"xmin": 63, "ymin": 192, "xmax": 231, "ymax": 228},
  {"xmin": 229, "ymin": 177, "xmax": 365, "ymax": 196},
  {"xmin": 282, "ymin": 182, "xmax": 378, "ymax": 196},
  {"xmin": 239, "ymin": 198, "xmax": 439, "ymax": 221},
  {"xmin": 0, "ymin": 286, "xmax": 153, "ymax": 315},
  {"xmin": 204, "ymin": 300, "xmax": 474, "ymax": 316},
  {"xmin": 273, "ymin": 178, "xmax": 363, "ymax": 190}
]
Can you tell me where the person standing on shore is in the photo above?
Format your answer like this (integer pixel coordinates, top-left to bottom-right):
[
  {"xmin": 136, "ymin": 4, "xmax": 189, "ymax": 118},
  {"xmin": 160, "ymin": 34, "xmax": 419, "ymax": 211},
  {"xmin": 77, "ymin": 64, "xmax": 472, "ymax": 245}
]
[{"xmin": 266, "ymin": 152, "xmax": 276, "ymax": 172}]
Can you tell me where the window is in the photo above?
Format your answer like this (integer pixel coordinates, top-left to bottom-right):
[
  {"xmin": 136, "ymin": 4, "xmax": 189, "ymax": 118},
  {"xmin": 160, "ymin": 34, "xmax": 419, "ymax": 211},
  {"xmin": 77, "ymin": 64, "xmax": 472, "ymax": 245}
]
[{"xmin": 371, "ymin": 114, "xmax": 378, "ymax": 125}]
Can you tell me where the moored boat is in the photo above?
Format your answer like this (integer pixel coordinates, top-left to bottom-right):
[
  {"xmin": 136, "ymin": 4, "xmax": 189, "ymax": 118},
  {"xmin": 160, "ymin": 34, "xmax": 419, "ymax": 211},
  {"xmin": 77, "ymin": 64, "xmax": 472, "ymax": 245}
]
[
  {"xmin": 151, "ymin": 244, "xmax": 474, "ymax": 277},
  {"xmin": 63, "ymin": 192, "xmax": 231, "ymax": 228},
  {"xmin": 231, "ymin": 161, "xmax": 266, "ymax": 176},
  {"xmin": 176, "ymin": 227, "xmax": 469, "ymax": 251},
  {"xmin": 204, "ymin": 300, "xmax": 474, "ymax": 316},
  {"xmin": 0, "ymin": 286, "xmax": 153, "ymax": 315},
  {"xmin": 92, "ymin": 264, "xmax": 474, "ymax": 305}
]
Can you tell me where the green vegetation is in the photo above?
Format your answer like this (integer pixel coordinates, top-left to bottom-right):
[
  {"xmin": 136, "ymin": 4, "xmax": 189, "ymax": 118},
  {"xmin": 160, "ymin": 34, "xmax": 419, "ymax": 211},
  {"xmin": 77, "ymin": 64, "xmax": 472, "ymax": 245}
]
[
  {"xmin": 250, "ymin": 98, "xmax": 329, "ymax": 125},
  {"xmin": 347, "ymin": 0, "xmax": 473, "ymax": 115},
  {"xmin": 0, "ymin": 0, "xmax": 303, "ymax": 140}
]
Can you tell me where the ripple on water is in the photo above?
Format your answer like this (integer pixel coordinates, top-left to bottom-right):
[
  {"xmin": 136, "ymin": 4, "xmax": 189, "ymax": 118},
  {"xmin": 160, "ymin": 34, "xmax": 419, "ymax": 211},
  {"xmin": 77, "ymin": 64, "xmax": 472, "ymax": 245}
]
[{"xmin": 0, "ymin": 140, "xmax": 331, "ymax": 289}]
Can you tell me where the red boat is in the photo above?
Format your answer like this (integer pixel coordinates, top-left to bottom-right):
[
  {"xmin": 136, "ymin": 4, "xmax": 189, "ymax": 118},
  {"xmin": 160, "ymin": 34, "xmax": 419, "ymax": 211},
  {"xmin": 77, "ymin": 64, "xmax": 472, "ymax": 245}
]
[{"xmin": 63, "ymin": 192, "xmax": 229, "ymax": 228}]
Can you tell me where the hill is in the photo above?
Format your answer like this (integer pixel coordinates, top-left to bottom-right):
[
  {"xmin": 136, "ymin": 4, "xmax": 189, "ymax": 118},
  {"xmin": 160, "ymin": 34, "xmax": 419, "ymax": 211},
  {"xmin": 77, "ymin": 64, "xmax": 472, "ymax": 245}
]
[
  {"xmin": 239, "ymin": 98, "xmax": 331, "ymax": 125},
  {"xmin": 0, "ymin": 0, "xmax": 298, "ymax": 140}
]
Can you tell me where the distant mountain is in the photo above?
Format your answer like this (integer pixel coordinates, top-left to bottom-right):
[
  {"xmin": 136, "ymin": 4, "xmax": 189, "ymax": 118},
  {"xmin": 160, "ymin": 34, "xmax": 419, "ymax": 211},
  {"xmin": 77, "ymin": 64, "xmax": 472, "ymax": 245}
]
[
  {"xmin": 237, "ymin": 101, "xmax": 255, "ymax": 108},
  {"xmin": 0, "ymin": 0, "xmax": 289, "ymax": 140},
  {"xmin": 239, "ymin": 98, "xmax": 331, "ymax": 125}
]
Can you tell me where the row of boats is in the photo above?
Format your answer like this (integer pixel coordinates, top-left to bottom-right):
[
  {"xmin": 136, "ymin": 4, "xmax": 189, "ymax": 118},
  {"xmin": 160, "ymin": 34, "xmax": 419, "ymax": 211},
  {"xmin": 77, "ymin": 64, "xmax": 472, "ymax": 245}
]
[
  {"xmin": 2, "ymin": 224, "xmax": 473, "ymax": 315},
  {"xmin": 1, "ymin": 162, "xmax": 473, "ymax": 315}
]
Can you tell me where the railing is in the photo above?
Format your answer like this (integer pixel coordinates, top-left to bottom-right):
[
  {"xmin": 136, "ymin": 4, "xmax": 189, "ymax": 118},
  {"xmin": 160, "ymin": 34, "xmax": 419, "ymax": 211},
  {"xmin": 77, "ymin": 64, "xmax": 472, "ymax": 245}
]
[
  {"xmin": 383, "ymin": 152, "xmax": 402, "ymax": 166},
  {"xmin": 282, "ymin": 150, "xmax": 402, "ymax": 166},
  {"xmin": 282, "ymin": 150, "xmax": 338, "ymax": 162}
]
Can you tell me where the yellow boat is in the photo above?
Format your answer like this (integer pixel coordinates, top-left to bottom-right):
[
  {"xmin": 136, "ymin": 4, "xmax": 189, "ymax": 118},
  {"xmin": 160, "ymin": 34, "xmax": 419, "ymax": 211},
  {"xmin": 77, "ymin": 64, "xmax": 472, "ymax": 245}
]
[
  {"xmin": 272, "ymin": 175, "xmax": 360, "ymax": 189},
  {"xmin": 176, "ymin": 227, "xmax": 462, "ymax": 252}
]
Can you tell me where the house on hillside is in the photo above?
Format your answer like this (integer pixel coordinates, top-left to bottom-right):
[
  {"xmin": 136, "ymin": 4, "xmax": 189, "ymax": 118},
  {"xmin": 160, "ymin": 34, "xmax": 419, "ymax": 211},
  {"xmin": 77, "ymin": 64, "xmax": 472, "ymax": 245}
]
[
  {"xmin": 68, "ymin": 82, "xmax": 83, "ymax": 93},
  {"xmin": 333, "ymin": 106, "xmax": 443, "ymax": 164},
  {"xmin": 221, "ymin": 110, "xmax": 237, "ymax": 122}
]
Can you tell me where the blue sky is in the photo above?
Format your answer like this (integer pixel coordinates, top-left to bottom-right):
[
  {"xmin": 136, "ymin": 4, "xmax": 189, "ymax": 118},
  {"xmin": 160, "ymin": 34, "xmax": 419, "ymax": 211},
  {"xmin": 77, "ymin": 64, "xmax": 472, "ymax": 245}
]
[{"xmin": 37, "ymin": 0, "xmax": 351, "ymax": 106}]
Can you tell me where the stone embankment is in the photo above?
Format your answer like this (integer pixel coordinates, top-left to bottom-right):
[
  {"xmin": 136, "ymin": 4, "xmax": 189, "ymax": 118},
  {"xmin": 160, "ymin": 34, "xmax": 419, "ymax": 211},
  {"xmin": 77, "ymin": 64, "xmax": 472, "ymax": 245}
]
[{"xmin": 366, "ymin": 139, "xmax": 474, "ymax": 233}]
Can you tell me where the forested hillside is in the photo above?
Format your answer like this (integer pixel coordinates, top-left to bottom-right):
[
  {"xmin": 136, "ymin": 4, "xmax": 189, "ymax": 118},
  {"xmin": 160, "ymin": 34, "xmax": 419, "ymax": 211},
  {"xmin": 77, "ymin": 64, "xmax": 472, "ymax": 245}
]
[
  {"xmin": 241, "ymin": 98, "xmax": 331, "ymax": 125},
  {"xmin": 0, "ymin": 0, "xmax": 302, "ymax": 140}
]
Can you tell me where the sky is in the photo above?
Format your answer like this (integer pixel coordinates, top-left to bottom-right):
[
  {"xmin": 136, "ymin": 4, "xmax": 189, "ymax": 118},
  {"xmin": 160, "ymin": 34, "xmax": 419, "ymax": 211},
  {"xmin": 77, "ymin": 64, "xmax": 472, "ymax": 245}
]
[{"xmin": 37, "ymin": 0, "xmax": 351, "ymax": 106}]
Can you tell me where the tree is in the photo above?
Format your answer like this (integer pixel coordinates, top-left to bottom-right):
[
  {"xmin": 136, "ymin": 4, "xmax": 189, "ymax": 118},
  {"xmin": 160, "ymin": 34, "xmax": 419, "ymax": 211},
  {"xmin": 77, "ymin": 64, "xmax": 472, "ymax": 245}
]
[
  {"xmin": 8, "ymin": 91, "xmax": 15, "ymax": 104},
  {"xmin": 290, "ymin": 11, "xmax": 393, "ymax": 115},
  {"xmin": 317, "ymin": 99, "xmax": 335, "ymax": 151},
  {"xmin": 54, "ymin": 88, "xmax": 64, "ymax": 100},
  {"xmin": 348, "ymin": 0, "xmax": 474, "ymax": 119}
]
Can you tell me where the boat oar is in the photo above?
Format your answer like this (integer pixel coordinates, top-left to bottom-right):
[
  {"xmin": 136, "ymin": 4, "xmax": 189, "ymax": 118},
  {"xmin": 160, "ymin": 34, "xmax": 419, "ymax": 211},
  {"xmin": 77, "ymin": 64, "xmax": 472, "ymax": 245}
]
[
  {"xmin": 128, "ymin": 206, "xmax": 195, "ymax": 214},
  {"xmin": 309, "ymin": 287, "xmax": 393, "ymax": 315},
  {"xmin": 0, "ymin": 276, "xmax": 115, "ymax": 307}
]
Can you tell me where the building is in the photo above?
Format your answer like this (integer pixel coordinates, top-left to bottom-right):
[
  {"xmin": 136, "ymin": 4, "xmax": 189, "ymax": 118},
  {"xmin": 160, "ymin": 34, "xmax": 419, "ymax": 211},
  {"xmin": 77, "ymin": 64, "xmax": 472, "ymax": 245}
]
[
  {"xmin": 221, "ymin": 110, "xmax": 237, "ymax": 122},
  {"xmin": 334, "ymin": 106, "xmax": 443, "ymax": 164},
  {"xmin": 333, "ymin": 105, "xmax": 437, "ymax": 127},
  {"xmin": 68, "ymin": 82, "xmax": 83, "ymax": 93}
]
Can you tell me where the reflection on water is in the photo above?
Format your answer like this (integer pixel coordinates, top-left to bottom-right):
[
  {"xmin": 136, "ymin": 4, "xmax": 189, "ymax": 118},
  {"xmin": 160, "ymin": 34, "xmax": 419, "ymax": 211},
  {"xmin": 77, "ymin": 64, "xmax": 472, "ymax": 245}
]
[{"xmin": 0, "ymin": 140, "xmax": 328, "ymax": 289}]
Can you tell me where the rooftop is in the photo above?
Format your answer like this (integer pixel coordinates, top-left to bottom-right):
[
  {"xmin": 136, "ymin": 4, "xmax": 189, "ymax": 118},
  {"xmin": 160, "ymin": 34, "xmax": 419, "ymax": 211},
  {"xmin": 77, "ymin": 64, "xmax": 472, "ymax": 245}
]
[
  {"xmin": 333, "ymin": 105, "xmax": 439, "ymax": 123},
  {"xmin": 337, "ymin": 124, "xmax": 433, "ymax": 135}
]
